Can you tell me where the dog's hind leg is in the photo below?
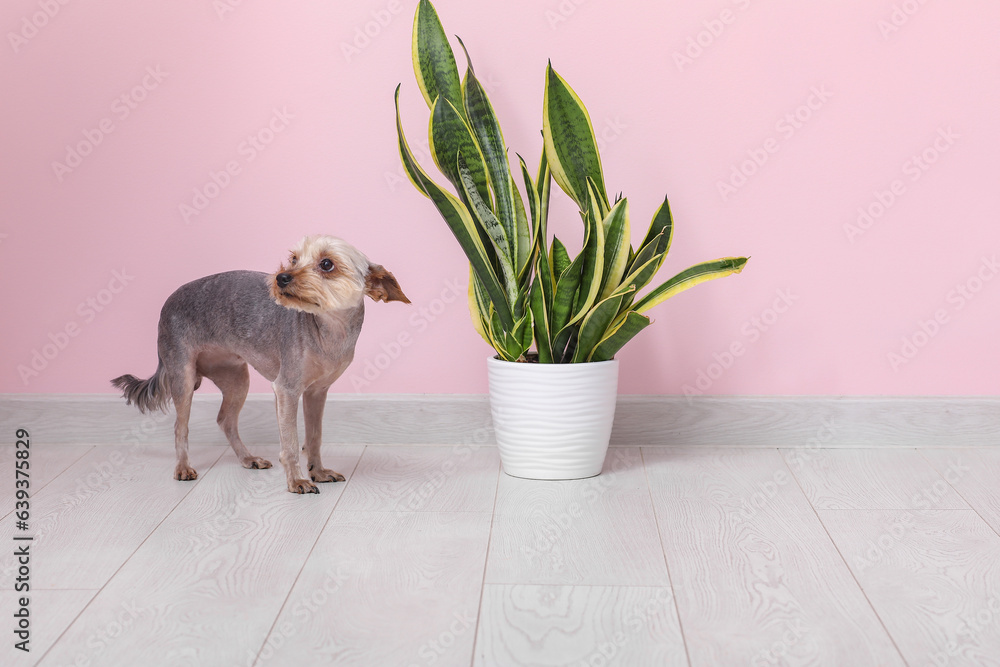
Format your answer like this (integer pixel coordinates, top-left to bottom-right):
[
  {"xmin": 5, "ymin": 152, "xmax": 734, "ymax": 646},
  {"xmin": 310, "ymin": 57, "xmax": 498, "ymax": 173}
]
[
  {"xmin": 302, "ymin": 386, "xmax": 345, "ymax": 483},
  {"xmin": 166, "ymin": 359, "xmax": 200, "ymax": 481},
  {"xmin": 203, "ymin": 356, "xmax": 272, "ymax": 471}
]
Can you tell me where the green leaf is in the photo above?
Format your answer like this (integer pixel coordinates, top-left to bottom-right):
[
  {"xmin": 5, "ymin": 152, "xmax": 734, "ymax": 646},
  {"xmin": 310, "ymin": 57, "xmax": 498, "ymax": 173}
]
[
  {"xmin": 461, "ymin": 45, "xmax": 519, "ymax": 262},
  {"xmin": 542, "ymin": 63, "xmax": 608, "ymax": 211},
  {"xmin": 500, "ymin": 311, "xmax": 532, "ymax": 361},
  {"xmin": 550, "ymin": 249, "xmax": 584, "ymax": 335},
  {"xmin": 394, "ymin": 87, "xmax": 432, "ymax": 196},
  {"xmin": 467, "ymin": 267, "xmax": 497, "ymax": 349},
  {"xmin": 620, "ymin": 230, "xmax": 667, "ymax": 293},
  {"xmin": 558, "ymin": 328, "xmax": 578, "ymax": 363},
  {"xmin": 489, "ymin": 308, "xmax": 517, "ymax": 361},
  {"xmin": 536, "ymin": 149, "xmax": 552, "ymax": 239},
  {"xmin": 573, "ymin": 287, "xmax": 634, "ymax": 363},
  {"xmin": 589, "ymin": 311, "xmax": 651, "ymax": 362},
  {"xmin": 457, "ymin": 155, "xmax": 517, "ymax": 304},
  {"xmin": 395, "ymin": 87, "xmax": 514, "ymax": 330},
  {"xmin": 530, "ymin": 270, "xmax": 553, "ymax": 363},
  {"xmin": 513, "ymin": 287, "xmax": 530, "ymax": 321},
  {"xmin": 518, "ymin": 155, "xmax": 538, "ymax": 232},
  {"xmin": 598, "ymin": 198, "xmax": 630, "ymax": 300},
  {"xmin": 566, "ymin": 180, "xmax": 605, "ymax": 328},
  {"xmin": 429, "ymin": 96, "xmax": 490, "ymax": 206},
  {"xmin": 638, "ymin": 193, "xmax": 673, "ymax": 260},
  {"xmin": 518, "ymin": 155, "xmax": 543, "ymax": 282},
  {"xmin": 616, "ymin": 249, "xmax": 660, "ymax": 297},
  {"xmin": 583, "ymin": 176, "xmax": 604, "ymax": 232},
  {"xmin": 515, "ymin": 309, "xmax": 533, "ymax": 352},
  {"xmin": 513, "ymin": 178, "xmax": 530, "ymax": 281},
  {"xmin": 551, "ymin": 237, "xmax": 571, "ymax": 280},
  {"xmin": 633, "ymin": 257, "xmax": 749, "ymax": 314},
  {"xmin": 412, "ymin": 0, "xmax": 463, "ymax": 113}
]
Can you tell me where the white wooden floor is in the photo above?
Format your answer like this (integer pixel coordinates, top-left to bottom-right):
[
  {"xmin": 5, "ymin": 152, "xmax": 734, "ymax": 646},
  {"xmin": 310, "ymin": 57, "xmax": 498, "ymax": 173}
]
[{"xmin": 2, "ymin": 443, "xmax": 999, "ymax": 666}]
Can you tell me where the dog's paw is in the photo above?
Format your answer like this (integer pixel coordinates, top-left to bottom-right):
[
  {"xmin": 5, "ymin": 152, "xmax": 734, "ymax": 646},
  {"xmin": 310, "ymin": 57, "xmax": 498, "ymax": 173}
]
[
  {"xmin": 309, "ymin": 467, "xmax": 346, "ymax": 483},
  {"xmin": 288, "ymin": 479, "xmax": 320, "ymax": 494},
  {"xmin": 174, "ymin": 464, "xmax": 198, "ymax": 481},
  {"xmin": 241, "ymin": 456, "xmax": 273, "ymax": 470}
]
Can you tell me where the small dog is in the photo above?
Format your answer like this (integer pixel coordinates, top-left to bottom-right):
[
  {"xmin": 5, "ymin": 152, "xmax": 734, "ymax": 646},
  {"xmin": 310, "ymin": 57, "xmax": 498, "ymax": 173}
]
[{"xmin": 112, "ymin": 235, "xmax": 409, "ymax": 493}]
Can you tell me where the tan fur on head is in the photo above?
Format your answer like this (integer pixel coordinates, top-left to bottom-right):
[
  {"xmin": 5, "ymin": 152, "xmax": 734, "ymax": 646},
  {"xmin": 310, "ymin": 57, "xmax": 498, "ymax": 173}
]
[{"xmin": 269, "ymin": 235, "xmax": 371, "ymax": 314}]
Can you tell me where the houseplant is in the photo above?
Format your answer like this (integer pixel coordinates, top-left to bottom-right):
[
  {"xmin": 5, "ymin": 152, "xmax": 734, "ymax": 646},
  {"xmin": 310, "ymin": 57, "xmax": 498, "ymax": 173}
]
[{"xmin": 395, "ymin": 0, "xmax": 748, "ymax": 478}]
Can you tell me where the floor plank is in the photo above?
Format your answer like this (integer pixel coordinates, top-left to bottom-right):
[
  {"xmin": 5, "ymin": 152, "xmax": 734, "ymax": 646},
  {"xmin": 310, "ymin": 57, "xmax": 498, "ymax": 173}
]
[
  {"xmin": 474, "ymin": 584, "xmax": 687, "ymax": 666},
  {"xmin": 783, "ymin": 448, "xmax": 969, "ymax": 510},
  {"xmin": 0, "ymin": 589, "xmax": 94, "ymax": 665},
  {"xmin": 335, "ymin": 445, "xmax": 500, "ymax": 512},
  {"xmin": 486, "ymin": 448, "xmax": 669, "ymax": 587},
  {"xmin": 819, "ymin": 509, "xmax": 1000, "ymax": 666},
  {"xmin": 921, "ymin": 448, "xmax": 1000, "ymax": 536},
  {"xmin": 260, "ymin": 511, "xmax": 492, "ymax": 666},
  {"xmin": 0, "ymin": 445, "xmax": 224, "ymax": 589},
  {"xmin": 0, "ymin": 445, "xmax": 93, "ymax": 519},
  {"xmin": 644, "ymin": 448, "xmax": 905, "ymax": 667},
  {"xmin": 36, "ymin": 446, "xmax": 363, "ymax": 667}
]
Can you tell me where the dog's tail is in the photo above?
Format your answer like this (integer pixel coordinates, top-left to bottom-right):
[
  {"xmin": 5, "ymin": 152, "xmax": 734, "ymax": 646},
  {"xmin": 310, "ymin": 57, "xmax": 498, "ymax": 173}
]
[{"xmin": 111, "ymin": 360, "xmax": 171, "ymax": 414}]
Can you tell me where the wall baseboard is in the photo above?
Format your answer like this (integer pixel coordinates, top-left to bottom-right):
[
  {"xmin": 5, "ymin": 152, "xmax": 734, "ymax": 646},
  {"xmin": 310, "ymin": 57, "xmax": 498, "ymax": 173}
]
[{"xmin": 2, "ymin": 394, "xmax": 997, "ymax": 448}]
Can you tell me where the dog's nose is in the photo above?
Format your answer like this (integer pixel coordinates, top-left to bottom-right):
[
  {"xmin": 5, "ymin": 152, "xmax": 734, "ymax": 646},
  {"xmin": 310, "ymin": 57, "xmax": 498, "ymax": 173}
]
[{"xmin": 276, "ymin": 272, "xmax": 293, "ymax": 288}]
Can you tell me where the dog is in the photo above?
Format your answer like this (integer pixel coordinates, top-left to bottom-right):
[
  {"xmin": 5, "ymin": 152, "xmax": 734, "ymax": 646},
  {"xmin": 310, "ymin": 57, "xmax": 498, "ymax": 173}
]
[{"xmin": 111, "ymin": 235, "xmax": 409, "ymax": 493}]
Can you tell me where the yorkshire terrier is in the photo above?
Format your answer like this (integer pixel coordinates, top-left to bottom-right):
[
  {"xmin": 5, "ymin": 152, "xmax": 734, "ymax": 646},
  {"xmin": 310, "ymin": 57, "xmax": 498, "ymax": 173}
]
[{"xmin": 112, "ymin": 235, "xmax": 409, "ymax": 493}]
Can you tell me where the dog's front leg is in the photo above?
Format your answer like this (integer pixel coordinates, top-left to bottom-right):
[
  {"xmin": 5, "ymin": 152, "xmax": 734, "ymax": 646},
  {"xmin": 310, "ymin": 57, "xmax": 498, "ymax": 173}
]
[
  {"xmin": 303, "ymin": 386, "xmax": 346, "ymax": 483},
  {"xmin": 273, "ymin": 383, "xmax": 318, "ymax": 494}
]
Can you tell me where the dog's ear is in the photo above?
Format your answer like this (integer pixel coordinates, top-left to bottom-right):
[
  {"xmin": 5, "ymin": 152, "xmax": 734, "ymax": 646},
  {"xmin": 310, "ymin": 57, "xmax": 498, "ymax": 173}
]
[{"xmin": 365, "ymin": 264, "xmax": 411, "ymax": 303}]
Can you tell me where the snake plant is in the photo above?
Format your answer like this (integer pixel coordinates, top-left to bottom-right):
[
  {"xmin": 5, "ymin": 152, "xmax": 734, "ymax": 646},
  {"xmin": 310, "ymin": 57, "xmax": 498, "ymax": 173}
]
[{"xmin": 395, "ymin": 0, "xmax": 748, "ymax": 363}]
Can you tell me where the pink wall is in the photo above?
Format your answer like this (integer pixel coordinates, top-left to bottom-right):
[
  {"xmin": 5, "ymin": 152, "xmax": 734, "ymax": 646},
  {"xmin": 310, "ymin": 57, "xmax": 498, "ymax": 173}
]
[{"xmin": 2, "ymin": 0, "xmax": 998, "ymax": 396}]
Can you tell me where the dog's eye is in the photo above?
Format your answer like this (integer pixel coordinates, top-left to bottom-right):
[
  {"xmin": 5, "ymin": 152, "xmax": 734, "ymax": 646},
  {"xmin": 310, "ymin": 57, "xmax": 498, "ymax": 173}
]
[
  {"xmin": 290, "ymin": 256, "xmax": 297, "ymax": 266},
  {"xmin": 319, "ymin": 259, "xmax": 335, "ymax": 272}
]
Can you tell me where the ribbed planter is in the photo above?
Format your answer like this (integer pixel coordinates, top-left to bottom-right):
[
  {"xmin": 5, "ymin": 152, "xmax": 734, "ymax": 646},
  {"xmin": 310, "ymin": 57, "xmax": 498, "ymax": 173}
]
[{"xmin": 486, "ymin": 356, "xmax": 619, "ymax": 480}]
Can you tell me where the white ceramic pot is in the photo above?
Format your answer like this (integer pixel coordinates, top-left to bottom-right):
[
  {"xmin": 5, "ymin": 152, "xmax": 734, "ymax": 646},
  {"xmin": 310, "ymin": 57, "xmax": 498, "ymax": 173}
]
[{"xmin": 486, "ymin": 356, "xmax": 619, "ymax": 480}]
